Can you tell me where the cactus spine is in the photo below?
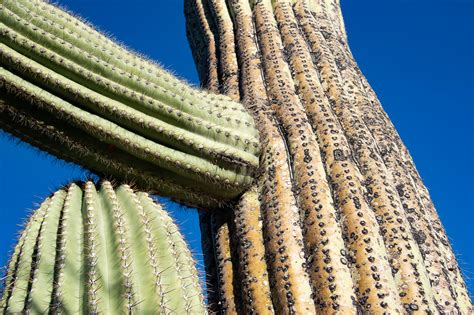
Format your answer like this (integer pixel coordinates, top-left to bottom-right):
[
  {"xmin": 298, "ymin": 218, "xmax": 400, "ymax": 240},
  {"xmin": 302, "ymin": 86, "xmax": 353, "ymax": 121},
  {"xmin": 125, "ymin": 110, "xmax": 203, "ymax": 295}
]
[
  {"xmin": 185, "ymin": 0, "xmax": 473, "ymax": 313},
  {"xmin": 0, "ymin": 181, "xmax": 206, "ymax": 314},
  {"xmin": 0, "ymin": 0, "xmax": 261, "ymax": 208}
]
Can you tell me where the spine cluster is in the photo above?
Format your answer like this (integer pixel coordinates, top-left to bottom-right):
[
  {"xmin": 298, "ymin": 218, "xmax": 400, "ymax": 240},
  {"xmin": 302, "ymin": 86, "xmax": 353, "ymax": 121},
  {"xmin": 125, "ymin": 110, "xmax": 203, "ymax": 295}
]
[
  {"xmin": 185, "ymin": 0, "xmax": 472, "ymax": 313},
  {"xmin": 0, "ymin": 181, "xmax": 207, "ymax": 314},
  {"xmin": 0, "ymin": 0, "xmax": 261, "ymax": 209}
]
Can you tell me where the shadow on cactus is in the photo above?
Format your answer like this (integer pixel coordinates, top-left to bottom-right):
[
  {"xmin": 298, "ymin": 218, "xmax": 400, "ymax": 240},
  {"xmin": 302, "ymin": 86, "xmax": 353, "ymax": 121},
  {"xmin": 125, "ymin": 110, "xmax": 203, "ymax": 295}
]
[{"xmin": 0, "ymin": 181, "xmax": 206, "ymax": 314}]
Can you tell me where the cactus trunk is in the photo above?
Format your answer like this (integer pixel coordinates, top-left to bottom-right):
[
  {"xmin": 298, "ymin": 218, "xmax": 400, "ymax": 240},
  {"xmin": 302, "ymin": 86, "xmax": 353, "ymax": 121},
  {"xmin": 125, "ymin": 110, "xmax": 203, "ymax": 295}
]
[
  {"xmin": 185, "ymin": 0, "xmax": 472, "ymax": 313},
  {"xmin": 0, "ymin": 181, "xmax": 206, "ymax": 314},
  {"xmin": 0, "ymin": 0, "xmax": 261, "ymax": 209}
]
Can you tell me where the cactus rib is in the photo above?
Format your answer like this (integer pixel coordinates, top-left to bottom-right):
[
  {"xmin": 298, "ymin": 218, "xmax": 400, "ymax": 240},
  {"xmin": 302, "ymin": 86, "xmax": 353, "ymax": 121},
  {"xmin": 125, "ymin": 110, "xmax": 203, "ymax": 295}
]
[
  {"xmin": 185, "ymin": 0, "xmax": 473, "ymax": 313},
  {"xmin": 307, "ymin": 1, "xmax": 472, "ymax": 310}
]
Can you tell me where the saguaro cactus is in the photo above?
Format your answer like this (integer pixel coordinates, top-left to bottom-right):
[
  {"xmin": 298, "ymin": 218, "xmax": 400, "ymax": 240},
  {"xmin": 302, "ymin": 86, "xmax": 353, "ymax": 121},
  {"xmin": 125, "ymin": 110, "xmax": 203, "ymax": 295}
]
[
  {"xmin": 185, "ymin": 0, "xmax": 472, "ymax": 313},
  {"xmin": 0, "ymin": 181, "xmax": 206, "ymax": 314},
  {"xmin": 0, "ymin": 0, "xmax": 260, "ymax": 208}
]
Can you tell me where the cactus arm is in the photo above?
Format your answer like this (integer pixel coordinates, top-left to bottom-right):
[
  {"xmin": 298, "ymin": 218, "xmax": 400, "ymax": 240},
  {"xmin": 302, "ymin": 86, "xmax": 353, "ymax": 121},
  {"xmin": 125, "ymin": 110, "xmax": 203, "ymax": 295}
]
[
  {"xmin": 0, "ymin": 0, "xmax": 261, "ymax": 207},
  {"xmin": 0, "ymin": 22, "xmax": 259, "ymax": 169},
  {"xmin": 0, "ymin": 59, "xmax": 251, "ymax": 194},
  {"xmin": 2, "ymin": 0, "xmax": 255, "ymax": 126},
  {"xmin": 0, "ymin": 67, "xmax": 251, "ymax": 203},
  {"xmin": 7, "ymin": 0, "xmax": 245, "ymax": 117},
  {"xmin": 0, "ymin": 93, "xmax": 231, "ymax": 204},
  {"xmin": 27, "ymin": 190, "xmax": 67, "ymax": 313},
  {"xmin": 0, "ymin": 16, "xmax": 260, "ymax": 158},
  {"xmin": 0, "ymin": 99, "xmax": 225, "ymax": 209}
]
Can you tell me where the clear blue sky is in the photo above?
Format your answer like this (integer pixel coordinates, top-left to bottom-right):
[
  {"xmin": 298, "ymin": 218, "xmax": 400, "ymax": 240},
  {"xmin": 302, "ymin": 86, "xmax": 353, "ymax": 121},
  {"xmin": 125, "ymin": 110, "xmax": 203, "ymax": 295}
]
[{"xmin": 1, "ymin": 0, "xmax": 472, "ymax": 296}]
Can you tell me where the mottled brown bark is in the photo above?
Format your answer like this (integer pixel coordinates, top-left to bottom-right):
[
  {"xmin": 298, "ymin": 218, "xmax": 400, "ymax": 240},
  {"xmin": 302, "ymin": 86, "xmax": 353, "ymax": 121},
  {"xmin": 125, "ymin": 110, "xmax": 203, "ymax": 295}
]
[{"xmin": 186, "ymin": 0, "xmax": 472, "ymax": 313}]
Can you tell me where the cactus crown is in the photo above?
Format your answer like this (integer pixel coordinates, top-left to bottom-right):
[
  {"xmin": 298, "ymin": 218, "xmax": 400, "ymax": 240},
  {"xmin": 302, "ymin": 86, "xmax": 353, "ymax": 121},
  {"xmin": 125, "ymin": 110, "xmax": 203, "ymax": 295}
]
[{"xmin": 0, "ymin": 181, "xmax": 206, "ymax": 314}]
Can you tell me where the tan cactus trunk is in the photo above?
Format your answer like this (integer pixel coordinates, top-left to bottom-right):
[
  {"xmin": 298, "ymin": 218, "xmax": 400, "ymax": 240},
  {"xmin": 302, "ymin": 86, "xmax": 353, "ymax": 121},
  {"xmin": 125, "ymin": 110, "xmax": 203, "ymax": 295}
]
[{"xmin": 185, "ymin": 0, "xmax": 472, "ymax": 313}]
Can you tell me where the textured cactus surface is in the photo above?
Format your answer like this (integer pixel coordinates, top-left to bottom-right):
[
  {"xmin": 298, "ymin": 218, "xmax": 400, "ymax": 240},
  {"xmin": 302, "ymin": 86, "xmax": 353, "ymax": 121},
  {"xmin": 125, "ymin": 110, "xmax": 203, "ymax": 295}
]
[
  {"xmin": 0, "ymin": 0, "xmax": 261, "ymax": 209},
  {"xmin": 0, "ymin": 181, "xmax": 206, "ymax": 314},
  {"xmin": 185, "ymin": 0, "xmax": 473, "ymax": 313}
]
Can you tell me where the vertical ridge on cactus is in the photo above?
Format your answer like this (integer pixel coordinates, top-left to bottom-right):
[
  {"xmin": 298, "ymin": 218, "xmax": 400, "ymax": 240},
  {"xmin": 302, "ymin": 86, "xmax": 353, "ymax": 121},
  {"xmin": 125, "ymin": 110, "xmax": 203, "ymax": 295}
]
[
  {"xmin": 0, "ymin": 0, "xmax": 261, "ymax": 208},
  {"xmin": 0, "ymin": 181, "xmax": 207, "ymax": 314},
  {"xmin": 185, "ymin": 0, "xmax": 472, "ymax": 313}
]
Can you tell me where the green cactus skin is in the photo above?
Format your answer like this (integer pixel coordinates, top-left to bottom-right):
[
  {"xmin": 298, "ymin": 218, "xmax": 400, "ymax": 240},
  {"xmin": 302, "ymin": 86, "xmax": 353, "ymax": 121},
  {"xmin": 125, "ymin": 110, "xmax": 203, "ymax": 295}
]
[
  {"xmin": 0, "ymin": 0, "xmax": 261, "ymax": 208},
  {"xmin": 0, "ymin": 181, "xmax": 207, "ymax": 314}
]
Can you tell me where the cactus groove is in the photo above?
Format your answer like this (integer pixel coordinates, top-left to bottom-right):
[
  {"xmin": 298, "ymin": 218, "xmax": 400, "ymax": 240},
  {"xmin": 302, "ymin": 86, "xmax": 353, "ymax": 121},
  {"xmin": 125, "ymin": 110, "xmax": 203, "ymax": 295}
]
[
  {"xmin": 185, "ymin": 0, "xmax": 473, "ymax": 313},
  {"xmin": 0, "ymin": 181, "xmax": 206, "ymax": 314},
  {"xmin": 0, "ymin": 0, "xmax": 261, "ymax": 208}
]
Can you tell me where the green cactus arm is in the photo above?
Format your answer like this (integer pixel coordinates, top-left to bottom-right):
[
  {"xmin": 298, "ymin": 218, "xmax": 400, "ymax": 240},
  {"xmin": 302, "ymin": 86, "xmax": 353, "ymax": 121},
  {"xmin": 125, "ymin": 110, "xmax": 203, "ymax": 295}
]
[
  {"xmin": 1, "ymin": 181, "xmax": 207, "ymax": 314},
  {"xmin": 0, "ymin": 64, "xmax": 254, "ymax": 197},
  {"xmin": 0, "ymin": 52, "xmax": 252, "ymax": 192},
  {"xmin": 1, "ymin": 0, "xmax": 257, "ymax": 129},
  {"xmin": 3, "ymin": 0, "xmax": 247, "ymax": 120},
  {"xmin": 0, "ymin": 0, "xmax": 261, "ymax": 207},
  {"xmin": 0, "ymin": 97, "xmax": 225, "ymax": 208},
  {"xmin": 0, "ymin": 23, "xmax": 259, "ymax": 171},
  {"xmin": 0, "ymin": 18, "xmax": 259, "ymax": 160}
]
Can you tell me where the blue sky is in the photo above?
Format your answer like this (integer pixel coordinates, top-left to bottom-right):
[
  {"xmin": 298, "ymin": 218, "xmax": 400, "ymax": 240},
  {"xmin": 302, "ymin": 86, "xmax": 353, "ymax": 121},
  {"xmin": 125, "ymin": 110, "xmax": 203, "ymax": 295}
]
[{"xmin": 1, "ymin": 0, "xmax": 472, "ymax": 296}]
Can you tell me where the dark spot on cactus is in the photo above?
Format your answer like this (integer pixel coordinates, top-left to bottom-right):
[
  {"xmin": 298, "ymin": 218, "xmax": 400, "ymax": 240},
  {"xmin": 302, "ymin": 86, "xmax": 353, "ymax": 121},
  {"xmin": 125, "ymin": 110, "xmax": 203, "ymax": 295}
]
[{"xmin": 333, "ymin": 149, "xmax": 345, "ymax": 161}]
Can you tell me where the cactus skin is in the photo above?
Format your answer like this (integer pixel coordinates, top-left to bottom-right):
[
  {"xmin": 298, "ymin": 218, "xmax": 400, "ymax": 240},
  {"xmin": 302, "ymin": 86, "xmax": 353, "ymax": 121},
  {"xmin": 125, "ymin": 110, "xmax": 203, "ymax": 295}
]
[
  {"xmin": 0, "ymin": 181, "xmax": 206, "ymax": 314},
  {"xmin": 0, "ymin": 0, "xmax": 261, "ymax": 209},
  {"xmin": 185, "ymin": 0, "xmax": 473, "ymax": 313}
]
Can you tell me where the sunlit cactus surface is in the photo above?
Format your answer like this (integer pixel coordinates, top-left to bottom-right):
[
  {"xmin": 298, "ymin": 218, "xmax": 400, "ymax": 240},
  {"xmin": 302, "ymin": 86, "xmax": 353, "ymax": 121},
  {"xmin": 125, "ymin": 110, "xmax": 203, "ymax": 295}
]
[{"xmin": 0, "ymin": 181, "xmax": 206, "ymax": 314}]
